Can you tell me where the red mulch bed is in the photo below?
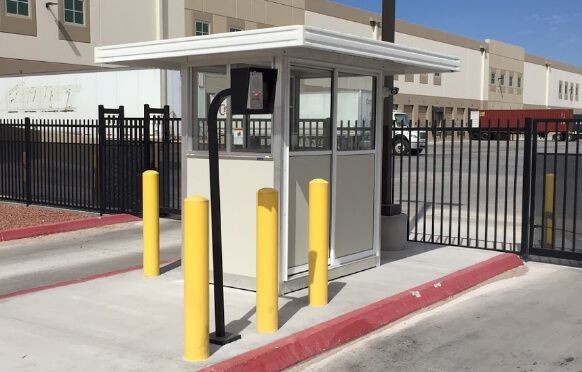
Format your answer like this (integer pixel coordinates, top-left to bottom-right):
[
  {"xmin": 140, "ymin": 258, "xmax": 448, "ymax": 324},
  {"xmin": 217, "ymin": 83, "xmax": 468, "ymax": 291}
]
[{"xmin": 0, "ymin": 202, "xmax": 93, "ymax": 231}]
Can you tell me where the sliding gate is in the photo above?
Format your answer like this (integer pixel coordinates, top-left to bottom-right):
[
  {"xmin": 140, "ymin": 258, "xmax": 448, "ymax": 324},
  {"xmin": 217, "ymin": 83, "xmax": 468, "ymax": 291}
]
[
  {"xmin": 393, "ymin": 117, "xmax": 582, "ymax": 261},
  {"xmin": 392, "ymin": 119, "xmax": 528, "ymax": 253}
]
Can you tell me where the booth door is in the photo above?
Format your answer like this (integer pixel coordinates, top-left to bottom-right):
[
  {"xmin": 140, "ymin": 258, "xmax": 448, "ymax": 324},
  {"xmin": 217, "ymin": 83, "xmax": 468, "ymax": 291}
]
[
  {"xmin": 287, "ymin": 66, "xmax": 377, "ymax": 274},
  {"xmin": 333, "ymin": 73, "xmax": 376, "ymax": 262},
  {"xmin": 288, "ymin": 66, "xmax": 333, "ymax": 273}
]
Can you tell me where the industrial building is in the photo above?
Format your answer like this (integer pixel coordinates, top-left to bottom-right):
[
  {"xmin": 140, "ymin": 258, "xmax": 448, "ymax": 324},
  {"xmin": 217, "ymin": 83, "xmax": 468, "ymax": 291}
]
[{"xmin": 0, "ymin": 0, "xmax": 581, "ymax": 120}]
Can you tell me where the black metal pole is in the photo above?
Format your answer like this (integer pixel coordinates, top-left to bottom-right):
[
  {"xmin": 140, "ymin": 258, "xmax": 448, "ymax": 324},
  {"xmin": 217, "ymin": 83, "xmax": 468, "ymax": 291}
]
[
  {"xmin": 206, "ymin": 88, "xmax": 241, "ymax": 345},
  {"xmin": 381, "ymin": 0, "xmax": 396, "ymax": 213},
  {"xmin": 520, "ymin": 118, "xmax": 533, "ymax": 259},
  {"xmin": 24, "ymin": 117, "xmax": 32, "ymax": 206}
]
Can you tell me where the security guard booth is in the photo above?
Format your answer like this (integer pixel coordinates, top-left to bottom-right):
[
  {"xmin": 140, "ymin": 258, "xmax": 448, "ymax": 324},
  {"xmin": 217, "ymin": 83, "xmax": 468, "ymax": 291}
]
[{"xmin": 95, "ymin": 26, "xmax": 459, "ymax": 293}]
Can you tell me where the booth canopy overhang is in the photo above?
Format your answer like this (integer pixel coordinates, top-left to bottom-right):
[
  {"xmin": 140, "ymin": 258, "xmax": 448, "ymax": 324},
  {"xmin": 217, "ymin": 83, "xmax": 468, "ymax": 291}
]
[{"xmin": 94, "ymin": 25, "xmax": 460, "ymax": 74}]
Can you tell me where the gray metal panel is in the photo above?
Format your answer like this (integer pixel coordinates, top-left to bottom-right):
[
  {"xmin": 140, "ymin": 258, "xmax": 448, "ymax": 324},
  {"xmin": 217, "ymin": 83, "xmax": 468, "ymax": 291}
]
[{"xmin": 288, "ymin": 154, "xmax": 331, "ymax": 268}]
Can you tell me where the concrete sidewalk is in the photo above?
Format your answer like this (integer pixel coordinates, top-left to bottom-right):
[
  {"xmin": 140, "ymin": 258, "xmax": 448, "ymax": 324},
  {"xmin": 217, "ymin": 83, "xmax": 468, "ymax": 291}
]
[{"xmin": 0, "ymin": 243, "xmax": 519, "ymax": 372}]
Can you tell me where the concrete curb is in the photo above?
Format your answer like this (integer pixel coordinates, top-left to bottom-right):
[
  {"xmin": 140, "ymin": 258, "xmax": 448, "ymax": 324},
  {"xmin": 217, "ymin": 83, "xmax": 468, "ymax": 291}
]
[
  {"xmin": 0, "ymin": 214, "xmax": 141, "ymax": 242},
  {"xmin": 203, "ymin": 253, "xmax": 523, "ymax": 372}
]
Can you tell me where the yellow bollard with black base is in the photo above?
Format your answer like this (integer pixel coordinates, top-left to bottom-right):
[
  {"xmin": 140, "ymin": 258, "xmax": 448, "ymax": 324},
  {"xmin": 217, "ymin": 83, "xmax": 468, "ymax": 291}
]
[
  {"xmin": 544, "ymin": 173, "xmax": 555, "ymax": 248},
  {"xmin": 256, "ymin": 188, "xmax": 279, "ymax": 333},
  {"xmin": 183, "ymin": 196, "xmax": 210, "ymax": 361},
  {"xmin": 308, "ymin": 179, "xmax": 329, "ymax": 307},
  {"xmin": 142, "ymin": 170, "xmax": 159, "ymax": 277}
]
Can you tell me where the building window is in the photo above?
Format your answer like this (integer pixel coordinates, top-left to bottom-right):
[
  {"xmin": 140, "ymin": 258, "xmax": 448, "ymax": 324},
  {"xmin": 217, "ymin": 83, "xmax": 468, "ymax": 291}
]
[
  {"xmin": 570, "ymin": 83, "xmax": 574, "ymax": 100},
  {"xmin": 499, "ymin": 72, "xmax": 505, "ymax": 86},
  {"xmin": 6, "ymin": 0, "xmax": 28, "ymax": 16},
  {"xmin": 393, "ymin": 75, "xmax": 399, "ymax": 81},
  {"xmin": 576, "ymin": 84, "xmax": 579, "ymax": 101},
  {"xmin": 229, "ymin": 27, "xmax": 243, "ymax": 32},
  {"xmin": 559, "ymin": 81, "xmax": 563, "ymax": 99},
  {"xmin": 404, "ymin": 74, "xmax": 414, "ymax": 83},
  {"xmin": 565, "ymin": 82, "xmax": 569, "ymax": 100},
  {"xmin": 517, "ymin": 75, "xmax": 522, "ymax": 88},
  {"xmin": 195, "ymin": 20, "xmax": 209, "ymax": 36},
  {"xmin": 433, "ymin": 72, "xmax": 441, "ymax": 86},
  {"xmin": 490, "ymin": 71, "xmax": 496, "ymax": 85},
  {"xmin": 64, "ymin": 0, "xmax": 84, "ymax": 24},
  {"xmin": 419, "ymin": 73, "xmax": 428, "ymax": 84},
  {"xmin": 509, "ymin": 74, "xmax": 513, "ymax": 87}
]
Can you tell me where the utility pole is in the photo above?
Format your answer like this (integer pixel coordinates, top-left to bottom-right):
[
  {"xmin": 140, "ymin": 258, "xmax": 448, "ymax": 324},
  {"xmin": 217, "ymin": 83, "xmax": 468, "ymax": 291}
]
[{"xmin": 381, "ymin": 0, "xmax": 397, "ymax": 213}]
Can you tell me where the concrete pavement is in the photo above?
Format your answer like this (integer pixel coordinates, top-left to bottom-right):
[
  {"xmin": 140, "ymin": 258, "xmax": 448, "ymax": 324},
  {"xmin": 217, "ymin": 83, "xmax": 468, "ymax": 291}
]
[
  {"xmin": 0, "ymin": 219, "xmax": 181, "ymax": 296},
  {"xmin": 296, "ymin": 262, "xmax": 582, "ymax": 372},
  {"xmin": 0, "ymin": 240, "xmax": 517, "ymax": 371}
]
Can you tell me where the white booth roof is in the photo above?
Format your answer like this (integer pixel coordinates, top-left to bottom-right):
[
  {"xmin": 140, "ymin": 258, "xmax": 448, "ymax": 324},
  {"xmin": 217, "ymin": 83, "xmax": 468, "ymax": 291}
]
[{"xmin": 95, "ymin": 25, "xmax": 460, "ymax": 74}]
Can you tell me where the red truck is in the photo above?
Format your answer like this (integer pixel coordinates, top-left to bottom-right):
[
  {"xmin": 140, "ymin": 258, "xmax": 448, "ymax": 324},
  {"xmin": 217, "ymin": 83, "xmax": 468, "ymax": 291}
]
[{"xmin": 469, "ymin": 109, "xmax": 574, "ymax": 140}]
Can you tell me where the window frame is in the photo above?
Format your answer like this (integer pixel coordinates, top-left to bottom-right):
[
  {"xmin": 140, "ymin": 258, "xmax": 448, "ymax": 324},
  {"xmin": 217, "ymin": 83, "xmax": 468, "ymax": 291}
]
[
  {"xmin": 64, "ymin": 0, "xmax": 85, "ymax": 25},
  {"xmin": 229, "ymin": 26, "xmax": 243, "ymax": 32},
  {"xmin": 195, "ymin": 20, "xmax": 210, "ymax": 36},
  {"xmin": 5, "ymin": 0, "xmax": 29, "ymax": 17}
]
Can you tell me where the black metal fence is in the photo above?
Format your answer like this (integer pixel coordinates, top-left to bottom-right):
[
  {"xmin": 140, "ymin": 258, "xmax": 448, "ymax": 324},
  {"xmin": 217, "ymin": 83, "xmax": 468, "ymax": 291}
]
[
  {"xmin": 528, "ymin": 119, "xmax": 582, "ymax": 260},
  {"xmin": 392, "ymin": 120, "xmax": 527, "ymax": 253},
  {"xmin": 0, "ymin": 105, "xmax": 181, "ymax": 216}
]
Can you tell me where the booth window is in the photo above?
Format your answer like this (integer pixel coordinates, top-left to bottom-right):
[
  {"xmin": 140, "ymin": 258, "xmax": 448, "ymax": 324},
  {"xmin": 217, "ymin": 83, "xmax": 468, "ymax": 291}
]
[
  {"xmin": 194, "ymin": 64, "xmax": 274, "ymax": 154},
  {"xmin": 289, "ymin": 66, "xmax": 333, "ymax": 151},
  {"xmin": 337, "ymin": 73, "xmax": 376, "ymax": 151}
]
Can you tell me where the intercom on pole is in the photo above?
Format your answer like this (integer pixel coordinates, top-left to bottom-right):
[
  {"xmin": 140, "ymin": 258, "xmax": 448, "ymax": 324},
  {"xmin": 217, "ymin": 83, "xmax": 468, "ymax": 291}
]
[{"xmin": 204, "ymin": 67, "xmax": 277, "ymax": 345}]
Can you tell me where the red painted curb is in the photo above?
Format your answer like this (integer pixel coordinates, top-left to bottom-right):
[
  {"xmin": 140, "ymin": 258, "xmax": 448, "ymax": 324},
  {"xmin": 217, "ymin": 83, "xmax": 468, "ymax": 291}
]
[
  {"xmin": 203, "ymin": 253, "xmax": 523, "ymax": 372},
  {"xmin": 0, "ymin": 258, "xmax": 179, "ymax": 301},
  {"xmin": 0, "ymin": 214, "xmax": 141, "ymax": 242}
]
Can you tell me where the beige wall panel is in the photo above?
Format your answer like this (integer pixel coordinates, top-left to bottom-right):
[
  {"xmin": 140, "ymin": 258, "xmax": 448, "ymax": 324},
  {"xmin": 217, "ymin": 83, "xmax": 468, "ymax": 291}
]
[
  {"xmin": 98, "ymin": 0, "xmax": 157, "ymax": 45},
  {"xmin": 250, "ymin": 0, "xmax": 267, "ymax": 24},
  {"xmin": 304, "ymin": 11, "xmax": 371, "ymax": 37},
  {"xmin": 237, "ymin": 0, "xmax": 254, "ymax": 21},
  {"xmin": 265, "ymin": 1, "xmax": 303, "ymax": 26},
  {"xmin": 187, "ymin": 157, "xmax": 274, "ymax": 279},
  {"xmin": 204, "ymin": 0, "xmax": 237, "ymax": 18},
  {"xmin": 334, "ymin": 155, "xmax": 375, "ymax": 258},
  {"xmin": 487, "ymin": 39, "xmax": 525, "ymax": 61},
  {"xmin": 244, "ymin": 20, "xmax": 258, "ymax": 30},
  {"xmin": 288, "ymin": 155, "xmax": 331, "ymax": 268},
  {"xmin": 212, "ymin": 14, "xmax": 228, "ymax": 33},
  {"xmin": 185, "ymin": 0, "xmax": 204, "ymax": 10}
]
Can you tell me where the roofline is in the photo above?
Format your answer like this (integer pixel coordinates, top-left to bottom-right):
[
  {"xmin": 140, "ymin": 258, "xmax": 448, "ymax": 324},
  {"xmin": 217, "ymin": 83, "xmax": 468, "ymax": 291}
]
[
  {"xmin": 525, "ymin": 53, "xmax": 582, "ymax": 74},
  {"xmin": 94, "ymin": 26, "xmax": 460, "ymax": 74}
]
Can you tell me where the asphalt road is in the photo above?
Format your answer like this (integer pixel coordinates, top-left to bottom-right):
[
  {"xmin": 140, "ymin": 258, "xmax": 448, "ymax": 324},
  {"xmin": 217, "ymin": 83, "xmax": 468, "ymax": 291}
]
[
  {"xmin": 295, "ymin": 262, "xmax": 582, "ymax": 372},
  {"xmin": 0, "ymin": 219, "xmax": 182, "ymax": 296}
]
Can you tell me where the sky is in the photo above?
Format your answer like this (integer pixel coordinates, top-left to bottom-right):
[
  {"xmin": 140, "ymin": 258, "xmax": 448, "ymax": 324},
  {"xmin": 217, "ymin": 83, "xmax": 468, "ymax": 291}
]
[{"xmin": 331, "ymin": 0, "xmax": 582, "ymax": 67}]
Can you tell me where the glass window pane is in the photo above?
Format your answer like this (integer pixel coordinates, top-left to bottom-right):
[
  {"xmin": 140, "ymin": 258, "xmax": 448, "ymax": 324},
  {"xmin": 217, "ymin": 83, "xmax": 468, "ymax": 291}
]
[
  {"xmin": 19, "ymin": 2, "xmax": 28, "ymax": 15},
  {"xmin": 6, "ymin": 0, "xmax": 17, "ymax": 14},
  {"xmin": 337, "ymin": 73, "xmax": 376, "ymax": 151},
  {"xmin": 74, "ymin": 0, "xmax": 83, "ymax": 11},
  {"xmin": 195, "ymin": 66, "xmax": 228, "ymax": 151},
  {"xmin": 290, "ymin": 66, "xmax": 332, "ymax": 151},
  {"xmin": 64, "ymin": 0, "xmax": 73, "ymax": 10},
  {"xmin": 64, "ymin": 9, "xmax": 74, "ymax": 22},
  {"xmin": 74, "ymin": 11, "xmax": 83, "ymax": 24}
]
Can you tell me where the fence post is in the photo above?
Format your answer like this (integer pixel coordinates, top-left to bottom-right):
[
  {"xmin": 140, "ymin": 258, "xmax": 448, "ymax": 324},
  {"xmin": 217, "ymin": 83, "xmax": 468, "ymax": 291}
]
[
  {"xmin": 144, "ymin": 104, "xmax": 151, "ymax": 170},
  {"xmin": 309, "ymin": 179, "xmax": 329, "ymax": 307},
  {"xmin": 98, "ymin": 105, "xmax": 106, "ymax": 215},
  {"xmin": 520, "ymin": 118, "xmax": 533, "ymax": 258},
  {"xmin": 24, "ymin": 117, "xmax": 32, "ymax": 206}
]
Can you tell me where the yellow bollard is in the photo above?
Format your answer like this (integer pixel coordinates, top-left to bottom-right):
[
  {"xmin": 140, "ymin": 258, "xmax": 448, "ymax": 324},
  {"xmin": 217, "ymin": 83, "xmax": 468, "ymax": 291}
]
[
  {"xmin": 544, "ymin": 173, "xmax": 555, "ymax": 248},
  {"xmin": 256, "ymin": 188, "xmax": 279, "ymax": 333},
  {"xmin": 308, "ymin": 179, "xmax": 329, "ymax": 307},
  {"xmin": 183, "ymin": 196, "xmax": 209, "ymax": 361},
  {"xmin": 143, "ymin": 170, "xmax": 159, "ymax": 277}
]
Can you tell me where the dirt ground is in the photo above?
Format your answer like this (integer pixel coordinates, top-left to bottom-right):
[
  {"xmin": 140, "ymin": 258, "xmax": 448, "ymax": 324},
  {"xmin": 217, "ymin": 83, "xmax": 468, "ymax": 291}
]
[{"xmin": 0, "ymin": 202, "xmax": 92, "ymax": 230}]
